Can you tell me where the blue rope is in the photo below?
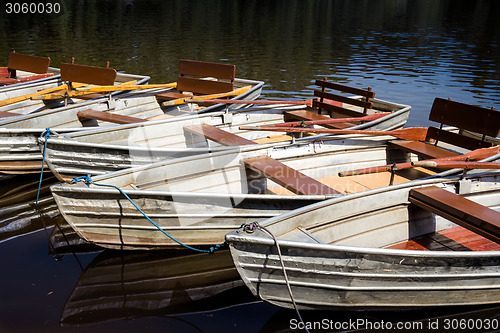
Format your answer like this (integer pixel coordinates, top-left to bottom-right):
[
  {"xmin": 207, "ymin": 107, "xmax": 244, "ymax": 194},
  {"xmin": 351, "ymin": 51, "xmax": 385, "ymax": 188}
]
[
  {"xmin": 71, "ymin": 175, "xmax": 226, "ymax": 254},
  {"xmin": 34, "ymin": 128, "xmax": 51, "ymax": 211}
]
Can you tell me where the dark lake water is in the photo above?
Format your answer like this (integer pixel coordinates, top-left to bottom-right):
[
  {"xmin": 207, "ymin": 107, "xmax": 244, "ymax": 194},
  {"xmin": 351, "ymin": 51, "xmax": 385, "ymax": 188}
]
[{"xmin": 1, "ymin": 0, "xmax": 500, "ymax": 332}]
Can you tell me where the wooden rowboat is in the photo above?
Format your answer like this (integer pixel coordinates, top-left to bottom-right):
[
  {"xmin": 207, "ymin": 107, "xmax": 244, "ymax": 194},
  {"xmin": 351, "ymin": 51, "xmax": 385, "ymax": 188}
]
[
  {"xmin": 0, "ymin": 60, "xmax": 264, "ymax": 175},
  {"xmin": 225, "ymin": 171, "xmax": 500, "ymax": 310},
  {"xmin": 50, "ymin": 98, "xmax": 500, "ymax": 250},
  {"xmin": 40, "ymin": 79, "xmax": 410, "ymax": 181}
]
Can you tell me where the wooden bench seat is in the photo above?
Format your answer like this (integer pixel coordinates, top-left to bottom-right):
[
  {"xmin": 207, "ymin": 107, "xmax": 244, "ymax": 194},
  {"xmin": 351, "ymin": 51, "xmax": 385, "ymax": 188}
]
[
  {"xmin": 183, "ymin": 123, "xmax": 256, "ymax": 146},
  {"xmin": 60, "ymin": 62, "xmax": 117, "ymax": 87},
  {"xmin": 156, "ymin": 59, "xmax": 236, "ymax": 102},
  {"xmin": 388, "ymin": 140, "xmax": 462, "ymax": 160},
  {"xmin": 243, "ymin": 155, "xmax": 340, "ymax": 195},
  {"xmin": 409, "ymin": 186, "xmax": 500, "ymax": 244},
  {"xmin": 313, "ymin": 79, "xmax": 375, "ymax": 118},
  {"xmin": 284, "ymin": 110, "xmax": 354, "ymax": 129},
  {"xmin": 6, "ymin": 51, "xmax": 51, "ymax": 77},
  {"xmin": 391, "ymin": 98, "xmax": 499, "ymax": 160},
  {"xmin": 77, "ymin": 109, "xmax": 147, "ymax": 126}
]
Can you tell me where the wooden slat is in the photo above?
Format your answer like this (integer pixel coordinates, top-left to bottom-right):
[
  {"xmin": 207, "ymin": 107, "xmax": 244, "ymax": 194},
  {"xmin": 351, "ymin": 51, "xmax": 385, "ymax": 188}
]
[
  {"xmin": 60, "ymin": 63, "xmax": 117, "ymax": 86},
  {"xmin": 312, "ymin": 100, "xmax": 368, "ymax": 119},
  {"xmin": 75, "ymin": 93, "xmax": 105, "ymax": 100},
  {"xmin": 155, "ymin": 92, "xmax": 189, "ymax": 102},
  {"xmin": 8, "ymin": 52, "xmax": 50, "ymax": 74},
  {"xmin": 243, "ymin": 155, "xmax": 340, "ymax": 195},
  {"xmin": 425, "ymin": 127, "xmax": 493, "ymax": 150},
  {"xmin": 314, "ymin": 90, "xmax": 373, "ymax": 109},
  {"xmin": 429, "ymin": 98, "xmax": 500, "ymax": 137},
  {"xmin": 183, "ymin": 124, "xmax": 255, "ymax": 146},
  {"xmin": 409, "ymin": 186, "xmax": 500, "ymax": 244},
  {"xmin": 77, "ymin": 109, "xmax": 147, "ymax": 125},
  {"xmin": 314, "ymin": 80, "xmax": 375, "ymax": 99},
  {"xmin": 284, "ymin": 110, "xmax": 353, "ymax": 129},
  {"xmin": 176, "ymin": 76, "xmax": 234, "ymax": 95},
  {"xmin": 388, "ymin": 140, "xmax": 461, "ymax": 160},
  {"xmin": 0, "ymin": 67, "xmax": 8, "ymax": 77},
  {"xmin": 179, "ymin": 59, "xmax": 236, "ymax": 80}
]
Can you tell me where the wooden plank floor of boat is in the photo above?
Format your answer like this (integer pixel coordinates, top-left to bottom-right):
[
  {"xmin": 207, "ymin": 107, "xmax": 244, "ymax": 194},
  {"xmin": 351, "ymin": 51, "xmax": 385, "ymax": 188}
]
[{"xmin": 386, "ymin": 226, "xmax": 500, "ymax": 251}]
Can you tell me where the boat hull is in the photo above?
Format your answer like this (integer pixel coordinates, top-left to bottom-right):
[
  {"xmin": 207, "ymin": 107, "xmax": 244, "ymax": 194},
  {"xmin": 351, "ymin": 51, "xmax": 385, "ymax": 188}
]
[{"xmin": 226, "ymin": 175, "xmax": 500, "ymax": 309}]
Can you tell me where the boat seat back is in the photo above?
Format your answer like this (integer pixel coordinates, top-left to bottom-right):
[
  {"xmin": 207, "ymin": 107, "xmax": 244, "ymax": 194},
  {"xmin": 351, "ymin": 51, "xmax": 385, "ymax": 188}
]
[
  {"xmin": 389, "ymin": 99, "xmax": 500, "ymax": 159},
  {"xmin": 60, "ymin": 62, "xmax": 117, "ymax": 86},
  {"xmin": 425, "ymin": 98, "xmax": 500, "ymax": 150},
  {"xmin": 409, "ymin": 185, "xmax": 500, "ymax": 244},
  {"xmin": 7, "ymin": 51, "xmax": 51, "ymax": 77},
  {"xmin": 243, "ymin": 155, "xmax": 340, "ymax": 195},
  {"xmin": 176, "ymin": 59, "xmax": 235, "ymax": 95},
  {"xmin": 313, "ymin": 79, "xmax": 375, "ymax": 117}
]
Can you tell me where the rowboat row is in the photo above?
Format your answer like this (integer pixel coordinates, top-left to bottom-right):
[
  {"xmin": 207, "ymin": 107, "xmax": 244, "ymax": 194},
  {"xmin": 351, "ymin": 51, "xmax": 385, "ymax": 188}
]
[{"xmin": 2, "ymin": 53, "xmax": 500, "ymax": 314}]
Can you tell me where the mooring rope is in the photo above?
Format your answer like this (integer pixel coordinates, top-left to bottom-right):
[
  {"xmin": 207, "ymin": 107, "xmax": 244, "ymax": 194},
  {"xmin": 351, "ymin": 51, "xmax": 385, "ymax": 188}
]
[
  {"xmin": 242, "ymin": 222, "xmax": 310, "ymax": 333},
  {"xmin": 34, "ymin": 128, "xmax": 52, "ymax": 211},
  {"xmin": 71, "ymin": 175, "xmax": 226, "ymax": 254}
]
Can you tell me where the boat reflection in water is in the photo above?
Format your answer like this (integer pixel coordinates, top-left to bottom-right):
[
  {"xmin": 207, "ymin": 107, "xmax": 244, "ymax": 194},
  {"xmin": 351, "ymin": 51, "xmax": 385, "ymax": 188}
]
[
  {"xmin": 60, "ymin": 249, "xmax": 258, "ymax": 327},
  {"xmin": 0, "ymin": 174, "xmax": 59, "ymax": 243}
]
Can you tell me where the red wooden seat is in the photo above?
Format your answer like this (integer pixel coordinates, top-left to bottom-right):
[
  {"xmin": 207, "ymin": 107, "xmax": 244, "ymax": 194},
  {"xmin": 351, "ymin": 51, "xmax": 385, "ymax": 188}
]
[
  {"xmin": 156, "ymin": 59, "xmax": 236, "ymax": 102},
  {"xmin": 183, "ymin": 123, "xmax": 255, "ymax": 146},
  {"xmin": 409, "ymin": 186, "xmax": 500, "ymax": 244},
  {"xmin": 243, "ymin": 155, "xmax": 340, "ymax": 195},
  {"xmin": 77, "ymin": 109, "xmax": 147, "ymax": 126}
]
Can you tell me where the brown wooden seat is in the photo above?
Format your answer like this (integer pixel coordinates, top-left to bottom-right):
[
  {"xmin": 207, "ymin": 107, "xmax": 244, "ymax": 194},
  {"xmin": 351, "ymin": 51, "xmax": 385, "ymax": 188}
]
[
  {"xmin": 409, "ymin": 186, "xmax": 500, "ymax": 244},
  {"xmin": 243, "ymin": 155, "xmax": 340, "ymax": 195},
  {"xmin": 183, "ymin": 123, "xmax": 256, "ymax": 146},
  {"xmin": 313, "ymin": 79, "xmax": 375, "ymax": 118},
  {"xmin": 156, "ymin": 59, "xmax": 236, "ymax": 102},
  {"xmin": 389, "ymin": 98, "xmax": 500, "ymax": 160},
  {"xmin": 283, "ymin": 110, "xmax": 354, "ymax": 129},
  {"xmin": 60, "ymin": 62, "xmax": 117, "ymax": 87},
  {"xmin": 77, "ymin": 109, "xmax": 147, "ymax": 126},
  {"xmin": 0, "ymin": 52, "xmax": 53, "ymax": 85}
]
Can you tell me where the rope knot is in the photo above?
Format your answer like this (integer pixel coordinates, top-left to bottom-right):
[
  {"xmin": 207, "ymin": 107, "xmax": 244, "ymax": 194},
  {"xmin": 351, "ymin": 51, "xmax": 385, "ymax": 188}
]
[
  {"xmin": 70, "ymin": 174, "xmax": 93, "ymax": 185},
  {"xmin": 241, "ymin": 222, "xmax": 259, "ymax": 233}
]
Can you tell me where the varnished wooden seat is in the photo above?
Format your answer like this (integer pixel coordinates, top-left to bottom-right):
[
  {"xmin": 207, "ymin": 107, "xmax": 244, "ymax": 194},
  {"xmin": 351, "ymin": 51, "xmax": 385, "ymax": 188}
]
[
  {"xmin": 313, "ymin": 79, "xmax": 375, "ymax": 119},
  {"xmin": 283, "ymin": 110, "xmax": 354, "ymax": 129},
  {"xmin": 243, "ymin": 155, "xmax": 340, "ymax": 195},
  {"xmin": 183, "ymin": 123, "xmax": 256, "ymax": 146},
  {"xmin": 0, "ymin": 51, "xmax": 53, "ymax": 85},
  {"xmin": 77, "ymin": 109, "xmax": 147, "ymax": 126},
  {"xmin": 389, "ymin": 98, "xmax": 500, "ymax": 160},
  {"xmin": 156, "ymin": 59, "xmax": 236, "ymax": 102},
  {"xmin": 409, "ymin": 186, "xmax": 500, "ymax": 244}
]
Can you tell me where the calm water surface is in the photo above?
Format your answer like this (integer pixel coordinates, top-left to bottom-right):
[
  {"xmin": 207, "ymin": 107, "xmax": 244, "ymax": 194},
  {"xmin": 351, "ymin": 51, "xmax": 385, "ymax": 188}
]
[{"xmin": 1, "ymin": 1, "xmax": 500, "ymax": 332}]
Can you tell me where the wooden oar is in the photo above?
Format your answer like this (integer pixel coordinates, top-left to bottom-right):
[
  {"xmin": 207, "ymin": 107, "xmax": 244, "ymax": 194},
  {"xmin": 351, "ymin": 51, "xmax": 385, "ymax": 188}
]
[
  {"xmin": 239, "ymin": 125, "xmax": 429, "ymax": 141},
  {"xmin": 161, "ymin": 85, "xmax": 252, "ymax": 106},
  {"xmin": 270, "ymin": 112, "xmax": 391, "ymax": 127},
  {"xmin": 0, "ymin": 83, "xmax": 81, "ymax": 107},
  {"xmin": 412, "ymin": 160, "xmax": 500, "ymax": 169},
  {"xmin": 32, "ymin": 82, "xmax": 177, "ymax": 100},
  {"xmin": 339, "ymin": 146, "xmax": 500, "ymax": 176},
  {"xmin": 184, "ymin": 97, "xmax": 317, "ymax": 107}
]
